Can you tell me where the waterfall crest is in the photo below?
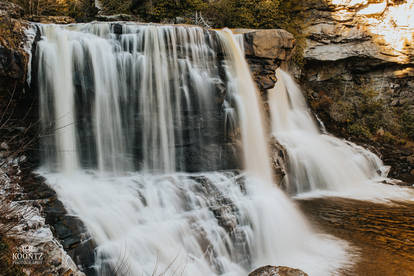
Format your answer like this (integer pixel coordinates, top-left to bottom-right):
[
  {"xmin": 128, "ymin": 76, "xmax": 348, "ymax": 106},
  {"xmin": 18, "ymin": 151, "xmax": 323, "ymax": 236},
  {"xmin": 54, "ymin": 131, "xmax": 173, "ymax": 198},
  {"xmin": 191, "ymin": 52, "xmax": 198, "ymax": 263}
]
[{"xmin": 37, "ymin": 23, "xmax": 350, "ymax": 275}]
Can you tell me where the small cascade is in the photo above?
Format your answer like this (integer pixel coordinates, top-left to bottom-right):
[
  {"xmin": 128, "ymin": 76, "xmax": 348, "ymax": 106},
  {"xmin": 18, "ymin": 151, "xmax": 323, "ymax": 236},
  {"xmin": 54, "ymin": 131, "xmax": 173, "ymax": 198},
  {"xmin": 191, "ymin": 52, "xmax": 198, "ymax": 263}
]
[
  {"xmin": 36, "ymin": 23, "xmax": 350, "ymax": 275},
  {"xmin": 269, "ymin": 69, "xmax": 411, "ymax": 198}
]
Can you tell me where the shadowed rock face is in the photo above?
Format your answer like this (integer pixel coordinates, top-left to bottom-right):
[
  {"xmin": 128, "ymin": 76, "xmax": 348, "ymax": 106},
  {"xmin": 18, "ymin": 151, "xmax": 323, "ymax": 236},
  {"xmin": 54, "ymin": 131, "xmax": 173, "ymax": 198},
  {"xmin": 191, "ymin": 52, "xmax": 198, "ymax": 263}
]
[
  {"xmin": 249, "ymin": 265, "xmax": 308, "ymax": 276},
  {"xmin": 297, "ymin": 0, "xmax": 414, "ymax": 182}
]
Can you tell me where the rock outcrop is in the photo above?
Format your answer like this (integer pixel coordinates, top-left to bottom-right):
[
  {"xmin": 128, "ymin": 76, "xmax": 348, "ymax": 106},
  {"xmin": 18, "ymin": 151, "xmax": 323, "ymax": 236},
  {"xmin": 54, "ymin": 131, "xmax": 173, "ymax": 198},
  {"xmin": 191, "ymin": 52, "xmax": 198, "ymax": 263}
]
[
  {"xmin": 236, "ymin": 29, "xmax": 295, "ymax": 93},
  {"xmin": 249, "ymin": 265, "xmax": 308, "ymax": 276},
  {"xmin": 304, "ymin": 0, "xmax": 413, "ymax": 64},
  {"xmin": 297, "ymin": 0, "xmax": 414, "ymax": 181}
]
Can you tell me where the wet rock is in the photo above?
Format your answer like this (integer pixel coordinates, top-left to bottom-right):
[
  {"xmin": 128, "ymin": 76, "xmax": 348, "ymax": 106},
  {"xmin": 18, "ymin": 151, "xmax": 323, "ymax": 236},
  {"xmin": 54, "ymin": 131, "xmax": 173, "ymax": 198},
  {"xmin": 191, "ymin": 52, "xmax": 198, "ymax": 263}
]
[
  {"xmin": 270, "ymin": 137, "xmax": 288, "ymax": 189},
  {"xmin": 249, "ymin": 265, "xmax": 308, "ymax": 276},
  {"xmin": 26, "ymin": 15, "xmax": 76, "ymax": 24},
  {"xmin": 112, "ymin": 23, "xmax": 123, "ymax": 35},
  {"xmin": 1, "ymin": 142, "xmax": 9, "ymax": 150}
]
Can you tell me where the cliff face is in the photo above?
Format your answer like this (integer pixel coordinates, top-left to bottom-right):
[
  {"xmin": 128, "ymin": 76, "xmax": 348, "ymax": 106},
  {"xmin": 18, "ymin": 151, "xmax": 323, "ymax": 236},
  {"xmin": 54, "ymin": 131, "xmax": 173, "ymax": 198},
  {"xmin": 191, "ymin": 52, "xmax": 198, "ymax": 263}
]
[{"xmin": 298, "ymin": 0, "xmax": 414, "ymax": 181}]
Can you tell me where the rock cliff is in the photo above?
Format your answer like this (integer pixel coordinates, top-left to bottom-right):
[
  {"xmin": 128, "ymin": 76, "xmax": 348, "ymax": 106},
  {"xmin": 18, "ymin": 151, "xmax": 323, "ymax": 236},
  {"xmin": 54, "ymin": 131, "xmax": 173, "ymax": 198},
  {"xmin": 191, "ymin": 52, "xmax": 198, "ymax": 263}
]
[{"xmin": 297, "ymin": 0, "xmax": 414, "ymax": 181}]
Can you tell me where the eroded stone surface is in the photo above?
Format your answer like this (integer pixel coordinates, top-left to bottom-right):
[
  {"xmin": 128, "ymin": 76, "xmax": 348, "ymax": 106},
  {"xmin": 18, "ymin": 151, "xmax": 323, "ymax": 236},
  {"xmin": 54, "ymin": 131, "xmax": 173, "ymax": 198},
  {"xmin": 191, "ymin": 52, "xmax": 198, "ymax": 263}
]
[
  {"xmin": 235, "ymin": 29, "xmax": 295, "ymax": 93},
  {"xmin": 249, "ymin": 265, "xmax": 308, "ymax": 276}
]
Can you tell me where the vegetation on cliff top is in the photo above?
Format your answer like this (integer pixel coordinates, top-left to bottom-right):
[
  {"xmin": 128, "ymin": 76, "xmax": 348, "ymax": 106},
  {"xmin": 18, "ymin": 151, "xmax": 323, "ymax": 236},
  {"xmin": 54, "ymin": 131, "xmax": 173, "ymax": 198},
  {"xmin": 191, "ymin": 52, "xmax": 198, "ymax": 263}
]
[
  {"xmin": 6, "ymin": 0, "xmax": 308, "ymax": 65},
  {"xmin": 8, "ymin": 0, "xmax": 96, "ymax": 21}
]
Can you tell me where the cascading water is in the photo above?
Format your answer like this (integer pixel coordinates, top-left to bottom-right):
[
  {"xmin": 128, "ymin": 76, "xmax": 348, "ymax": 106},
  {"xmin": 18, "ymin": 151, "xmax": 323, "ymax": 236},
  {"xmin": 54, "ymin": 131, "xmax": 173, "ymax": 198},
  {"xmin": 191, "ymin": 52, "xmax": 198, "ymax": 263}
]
[
  {"xmin": 36, "ymin": 23, "xmax": 350, "ymax": 275},
  {"xmin": 269, "ymin": 69, "xmax": 413, "ymax": 199},
  {"xmin": 38, "ymin": 23, "xmax": 231, "ymax": 173}
]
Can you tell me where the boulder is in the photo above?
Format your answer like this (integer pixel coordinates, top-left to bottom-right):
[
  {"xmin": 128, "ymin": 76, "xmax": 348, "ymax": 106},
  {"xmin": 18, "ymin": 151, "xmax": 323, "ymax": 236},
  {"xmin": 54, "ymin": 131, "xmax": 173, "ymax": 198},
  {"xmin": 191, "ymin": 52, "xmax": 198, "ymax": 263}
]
[
  {"xmin": 236, "ymin": 29, "xmax": 295, "ymax": 60},
  {"xmin": 233, "ymin": 29, "xmax": 295, "ymax": 93},
  {"xmin": 249, "ymin": 265, "xmax": 308, "ymax": 276}
]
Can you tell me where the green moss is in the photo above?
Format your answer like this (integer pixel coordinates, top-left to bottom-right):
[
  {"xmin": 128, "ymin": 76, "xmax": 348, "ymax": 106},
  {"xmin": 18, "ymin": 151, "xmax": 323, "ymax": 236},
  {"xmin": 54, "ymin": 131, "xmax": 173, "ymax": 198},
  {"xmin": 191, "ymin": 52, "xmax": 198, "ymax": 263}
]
[
  {"xmin": 348, "ymin": 123, "xmax": 372, "ymax": 139},
  {"xmin": 378, "ymin": 131, "xmax": 407, "ymax": 145},
  {"xmin": 400, "ymin": 111, "xmax": 414, "ymax": 140},
  {"xmin": 310, "ymin": 82, "xmax": 409, "ymax": 144},
  {"xmin": 100, "ymin": 0, "xmax": 131, "ymax": 15}
]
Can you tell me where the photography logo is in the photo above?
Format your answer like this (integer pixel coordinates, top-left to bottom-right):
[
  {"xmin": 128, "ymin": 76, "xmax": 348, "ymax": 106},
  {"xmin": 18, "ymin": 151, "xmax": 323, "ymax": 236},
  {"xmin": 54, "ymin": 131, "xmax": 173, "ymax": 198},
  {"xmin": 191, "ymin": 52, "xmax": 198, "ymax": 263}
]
[{"xmin": 12, "ymin": 244, "xmax": 44, "ymax": 265}]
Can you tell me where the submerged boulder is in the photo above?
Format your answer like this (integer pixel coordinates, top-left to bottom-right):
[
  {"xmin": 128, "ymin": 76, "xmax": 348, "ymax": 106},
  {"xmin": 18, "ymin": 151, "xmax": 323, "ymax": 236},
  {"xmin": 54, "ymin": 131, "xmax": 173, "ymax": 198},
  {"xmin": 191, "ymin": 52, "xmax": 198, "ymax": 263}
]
[{"xmin": 249, "ymin": 265, "xmax": 308, "ymax": 276}]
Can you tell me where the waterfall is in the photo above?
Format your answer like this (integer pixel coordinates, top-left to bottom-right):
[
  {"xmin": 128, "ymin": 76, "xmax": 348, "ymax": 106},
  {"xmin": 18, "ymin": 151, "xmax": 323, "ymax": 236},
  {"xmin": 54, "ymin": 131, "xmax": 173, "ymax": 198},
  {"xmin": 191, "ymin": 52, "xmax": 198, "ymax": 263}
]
[
  {"xmin": 37, "ymin": 23, "xmax": 225, "ymax": 173},
  {"xmin": 36, "ymin": 23, "xmax": 350, "ymax": 275},
  {"xmin": 269, "ymin": 69, "xmax": 412, "ymax": 199},
  {"xmin": 217, "ymin": 29, "xmax": 273, "ymax": 185}
]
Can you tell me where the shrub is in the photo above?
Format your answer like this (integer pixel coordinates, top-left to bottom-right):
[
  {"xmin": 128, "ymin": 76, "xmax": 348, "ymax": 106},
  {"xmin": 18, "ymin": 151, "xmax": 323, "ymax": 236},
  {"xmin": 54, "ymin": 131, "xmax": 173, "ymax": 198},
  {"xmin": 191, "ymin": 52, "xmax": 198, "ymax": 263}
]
[
  {"xmin": 100, "ymin": 0, "xmax": 131, "ymax": 15},
  {"xmin": 348, "ymin": 123, "xmax": 372, "ymax": 140},
  {"xmin": 10, "ymin": 0, "xmax": 95, "ymax": 20},
  {"xmin": 400, "ymin": 111, "xmax": 414, "ymax": 140}
]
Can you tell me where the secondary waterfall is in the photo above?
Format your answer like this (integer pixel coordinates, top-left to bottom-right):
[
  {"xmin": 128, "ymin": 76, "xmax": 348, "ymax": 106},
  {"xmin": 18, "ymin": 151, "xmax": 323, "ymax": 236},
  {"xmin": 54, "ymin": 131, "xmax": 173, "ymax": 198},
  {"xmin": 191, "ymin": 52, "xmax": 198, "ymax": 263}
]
[
  {"xmin": 35, "ymin": 23, "xmax": 350, "ymax": 275},
  {"xmin": 269, "ymin": 69, "xmax": 411, "ymax": 199}
]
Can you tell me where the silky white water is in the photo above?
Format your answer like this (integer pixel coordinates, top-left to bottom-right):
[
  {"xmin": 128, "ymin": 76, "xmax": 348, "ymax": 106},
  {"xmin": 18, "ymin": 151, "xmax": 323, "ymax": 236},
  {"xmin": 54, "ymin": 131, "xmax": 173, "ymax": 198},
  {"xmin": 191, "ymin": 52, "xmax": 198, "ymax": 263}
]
[
  {"xmin": 269, "ymin": 69, "xmax": 413, "ymax": 200},
  {"xmin": 36, "ymin": 23, "xmax": 350, "ymax": 275}
]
